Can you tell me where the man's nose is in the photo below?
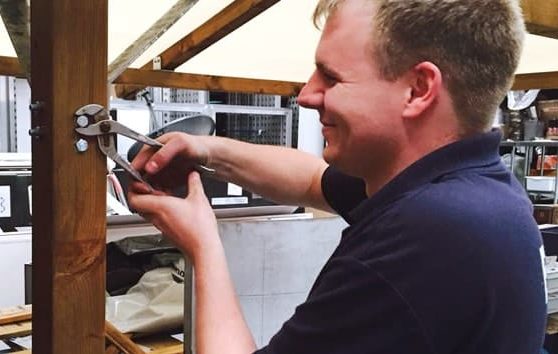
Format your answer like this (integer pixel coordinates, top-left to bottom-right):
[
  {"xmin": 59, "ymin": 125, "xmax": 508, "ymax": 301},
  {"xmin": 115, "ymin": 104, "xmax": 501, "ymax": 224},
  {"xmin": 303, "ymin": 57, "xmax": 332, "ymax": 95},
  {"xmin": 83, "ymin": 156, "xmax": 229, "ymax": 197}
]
[{"xmin": 297, "ymin": 73, "xmax": 324, "ymax": 109}]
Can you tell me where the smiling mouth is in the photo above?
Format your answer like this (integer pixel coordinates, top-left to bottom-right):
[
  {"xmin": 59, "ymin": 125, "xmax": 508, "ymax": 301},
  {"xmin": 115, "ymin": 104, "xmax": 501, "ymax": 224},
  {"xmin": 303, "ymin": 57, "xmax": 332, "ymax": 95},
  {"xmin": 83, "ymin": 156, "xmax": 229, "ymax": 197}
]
[{"xmin": 321, "ymin": 125, "xmax": 335, "ymax": 136}]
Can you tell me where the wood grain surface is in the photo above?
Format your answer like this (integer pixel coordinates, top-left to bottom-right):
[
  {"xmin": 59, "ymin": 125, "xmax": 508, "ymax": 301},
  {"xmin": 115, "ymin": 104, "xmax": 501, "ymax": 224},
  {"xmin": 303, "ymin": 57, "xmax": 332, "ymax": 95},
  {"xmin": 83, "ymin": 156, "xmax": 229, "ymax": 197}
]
[
  {"xmin": 521, "ymin": 0, "xmax": 558, "ymax": 39},
  {"xmin": 115, "ymin": 68, "xmax": 304, "ymax": 96},
  {"xmin": 30, "ymin": 0, "xmax": 108, "ymax": 353}
]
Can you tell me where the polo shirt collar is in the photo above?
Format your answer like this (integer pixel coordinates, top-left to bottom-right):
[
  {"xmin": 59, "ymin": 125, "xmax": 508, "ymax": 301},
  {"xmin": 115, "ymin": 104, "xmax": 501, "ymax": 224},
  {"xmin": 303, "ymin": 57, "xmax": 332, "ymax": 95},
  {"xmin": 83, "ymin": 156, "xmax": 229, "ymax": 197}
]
[{"xmin": 348, "ymin": 129, "xmax": 503, "ymax": 223}]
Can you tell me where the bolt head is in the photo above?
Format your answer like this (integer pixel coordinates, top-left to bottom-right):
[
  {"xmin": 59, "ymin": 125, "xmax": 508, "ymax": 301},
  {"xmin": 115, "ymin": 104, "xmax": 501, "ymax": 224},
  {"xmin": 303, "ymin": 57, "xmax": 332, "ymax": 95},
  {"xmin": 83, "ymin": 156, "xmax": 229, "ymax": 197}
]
[
  {"xmin": 29, "ymin": 101, "xmax": 44, "ymax": 111},
  {"xmin": 100, "ymin": 121, "xmax": 111, "ymax": 133},
  {"xmin": 75, "ymin": 139, "xmax": 88, "ymax": 152},
  {"xmin": 76, "ymin": 115, "xmax": 89, "ymax": 128},
  {"xmin": 28, "ymin": 126, "xmax": 42, "ymax": 137}
]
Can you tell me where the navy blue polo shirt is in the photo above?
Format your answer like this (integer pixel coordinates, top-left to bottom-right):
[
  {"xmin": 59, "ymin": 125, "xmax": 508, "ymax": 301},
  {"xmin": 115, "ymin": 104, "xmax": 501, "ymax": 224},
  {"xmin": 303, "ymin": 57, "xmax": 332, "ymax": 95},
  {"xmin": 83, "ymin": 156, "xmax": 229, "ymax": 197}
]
[{"xmin": 255, "ymin": 130, "xmax": 547, "ymax": 354}]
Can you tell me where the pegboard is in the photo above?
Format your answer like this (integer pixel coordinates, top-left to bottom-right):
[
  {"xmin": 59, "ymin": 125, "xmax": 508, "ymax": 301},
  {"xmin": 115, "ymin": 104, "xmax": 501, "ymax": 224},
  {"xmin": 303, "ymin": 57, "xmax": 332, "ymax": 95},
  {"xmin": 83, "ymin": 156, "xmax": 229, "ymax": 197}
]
[
  {"xmin": 285, "ymin": 96, "xmax": 299, "ymax": 148},
  {"xmin": 0, "ymin": 77, "xmax": 18, "ymax": 152},
  {"xmin": 227, "ymin": 93, "xmax": 277, "ymax": 107},
  {"xmin": 217, "ymin": 113, "xmax": 287, "ymax": 146},
  {"xmin": 220, "ymin": 93, "xmax": 289, "ymax": 145},
  {"xmin": 164, "ymin": 88, "xmax": 206, "ymax": 123}
]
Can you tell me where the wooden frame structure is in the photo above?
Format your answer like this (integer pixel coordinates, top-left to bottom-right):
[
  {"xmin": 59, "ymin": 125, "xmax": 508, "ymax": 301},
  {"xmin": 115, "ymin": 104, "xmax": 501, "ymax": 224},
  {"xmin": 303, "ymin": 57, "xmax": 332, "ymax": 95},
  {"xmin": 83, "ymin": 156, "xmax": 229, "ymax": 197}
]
[
  {"xmin": 24, "ymin": 0, "xmax": 289, "ymax": 353},
  {"xmin": 2, "ymin": 53, "xmax": 555, "ymax": 93},
  {"xmin": 0, "ymin": 0, "xmax": 555, "ymax": 352},
  {"xmin": 522, "ymin": 0, "xmax": 558, "ymax": 39},
  {"xmin": 114, "ymin": 0, "xmax": 281, "ymax": 98},
  {"xmin": 0, "ymin": 55, "xmax": 305, "ymax": 96}
]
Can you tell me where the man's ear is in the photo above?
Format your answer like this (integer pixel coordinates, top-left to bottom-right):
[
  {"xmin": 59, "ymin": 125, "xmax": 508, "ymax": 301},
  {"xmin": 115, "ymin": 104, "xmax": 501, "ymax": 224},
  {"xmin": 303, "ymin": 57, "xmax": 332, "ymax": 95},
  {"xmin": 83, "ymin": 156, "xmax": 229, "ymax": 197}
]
[{"xmin": 401, "ymin": 62, "xmax": 442, "ymax": 120}]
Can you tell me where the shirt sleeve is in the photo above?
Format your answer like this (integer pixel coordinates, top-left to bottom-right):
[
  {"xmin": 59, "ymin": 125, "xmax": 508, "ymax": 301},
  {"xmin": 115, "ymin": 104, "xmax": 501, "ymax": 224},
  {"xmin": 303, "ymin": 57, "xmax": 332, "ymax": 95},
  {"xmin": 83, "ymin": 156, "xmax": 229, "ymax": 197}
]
[
  {"xmin": 253, "ymin": 257, "xmax": 432, "ymax": 354},
  {"xmin": 321, "ymin": 166, "xmax": 367, "ymax": 223}
]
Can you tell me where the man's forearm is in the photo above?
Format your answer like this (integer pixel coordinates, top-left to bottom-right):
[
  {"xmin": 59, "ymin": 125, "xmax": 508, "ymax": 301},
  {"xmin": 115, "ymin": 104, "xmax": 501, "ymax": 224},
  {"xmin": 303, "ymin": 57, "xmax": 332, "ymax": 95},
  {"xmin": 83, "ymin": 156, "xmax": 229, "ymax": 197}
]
[
  {"xmin": 202, "ymin": 136, "xmax": 332, "ymax": 211},
  {"xmin": 193, "ymin": 243, "xmax": 256, "ymax": 354}
]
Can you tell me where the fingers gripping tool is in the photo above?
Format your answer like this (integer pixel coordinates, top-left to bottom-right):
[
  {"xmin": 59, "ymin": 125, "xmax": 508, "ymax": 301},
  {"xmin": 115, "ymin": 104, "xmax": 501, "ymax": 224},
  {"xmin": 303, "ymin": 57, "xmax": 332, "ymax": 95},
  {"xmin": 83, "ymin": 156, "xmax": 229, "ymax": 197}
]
[{"xmin": 73, "ymin": 104, "xmax": 214, "ymax": 191}]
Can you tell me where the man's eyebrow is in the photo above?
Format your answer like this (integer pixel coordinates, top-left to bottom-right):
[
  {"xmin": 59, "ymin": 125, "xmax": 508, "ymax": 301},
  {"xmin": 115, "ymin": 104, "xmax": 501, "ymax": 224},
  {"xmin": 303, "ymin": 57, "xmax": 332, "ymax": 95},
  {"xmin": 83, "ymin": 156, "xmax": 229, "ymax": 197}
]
[{"xmin": 316, "ymin": 62, "xmax": 341, "ymax": 79}]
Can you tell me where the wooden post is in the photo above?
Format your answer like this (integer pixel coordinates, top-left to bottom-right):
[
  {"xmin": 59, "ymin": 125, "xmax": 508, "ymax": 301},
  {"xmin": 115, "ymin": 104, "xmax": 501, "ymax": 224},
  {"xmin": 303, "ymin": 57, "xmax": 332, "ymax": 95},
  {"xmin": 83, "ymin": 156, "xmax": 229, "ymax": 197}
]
[{"xmin": 30, "ymin": 0, "xmax": 107, "ymax": 353}]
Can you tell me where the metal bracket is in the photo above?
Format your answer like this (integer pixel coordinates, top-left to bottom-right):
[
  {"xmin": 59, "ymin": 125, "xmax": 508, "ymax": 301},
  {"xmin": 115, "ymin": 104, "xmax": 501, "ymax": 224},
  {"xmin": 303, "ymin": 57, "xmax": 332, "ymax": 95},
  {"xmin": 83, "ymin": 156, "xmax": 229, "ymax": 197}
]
[{"xmin": 153, "ymin": 56, "xmax": 162, "ymax": 70}]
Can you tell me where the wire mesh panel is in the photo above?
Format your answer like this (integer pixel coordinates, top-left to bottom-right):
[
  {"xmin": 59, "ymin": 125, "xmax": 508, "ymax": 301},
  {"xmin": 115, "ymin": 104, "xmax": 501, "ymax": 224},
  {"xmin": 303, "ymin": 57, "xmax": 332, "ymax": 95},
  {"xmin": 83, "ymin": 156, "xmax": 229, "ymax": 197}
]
[
  {"xmin": 227, "ymin": 92, "xmax": 276, "ymax": 107},
  {"xmin": 216, "ymin": 113, "xmax": 287, "ymax": 146},
  {"xmin": 166, "ymin": 88, "xmax": 207, "ymax": 122},
  {"xmin": 9, "ymin": 77, "xmax": 17, "ymax": 152},
  {"xmin": 286, "ymin": 96, "xmax": 299, "ymax": 148},
  {"xmin": 218, "ymin": 93, "xmax": 287, "ymax": 145},
  {"xmin": 0, "ymin": 76, "xmax": 10, "ymax": 152}
]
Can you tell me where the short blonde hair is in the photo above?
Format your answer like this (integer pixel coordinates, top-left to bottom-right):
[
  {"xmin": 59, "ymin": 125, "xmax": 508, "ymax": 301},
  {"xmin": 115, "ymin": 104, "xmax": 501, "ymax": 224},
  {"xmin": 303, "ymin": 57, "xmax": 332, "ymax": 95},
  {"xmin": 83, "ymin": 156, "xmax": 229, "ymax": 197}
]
[{"xmin": 314, "ymin": 0, "xmax": 526, "ymax": 134}]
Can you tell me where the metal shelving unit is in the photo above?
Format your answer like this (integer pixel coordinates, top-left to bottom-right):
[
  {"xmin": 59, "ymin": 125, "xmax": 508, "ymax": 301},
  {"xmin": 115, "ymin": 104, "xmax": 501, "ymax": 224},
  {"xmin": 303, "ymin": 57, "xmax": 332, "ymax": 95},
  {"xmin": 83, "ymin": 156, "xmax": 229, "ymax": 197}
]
[
  {"xmin": 501, "ymin": 140, "xmax": 558, "ymax": 203},
  {"xmin": 110, "ymin": 98, "xmax": 294, "ymax": 147}
]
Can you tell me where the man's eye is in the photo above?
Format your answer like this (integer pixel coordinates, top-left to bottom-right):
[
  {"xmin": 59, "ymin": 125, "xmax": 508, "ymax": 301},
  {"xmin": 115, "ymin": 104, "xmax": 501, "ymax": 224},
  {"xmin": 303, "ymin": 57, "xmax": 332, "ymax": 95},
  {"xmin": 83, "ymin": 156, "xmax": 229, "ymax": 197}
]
[{"xmin": 322, "ymin": 72, "xmax": 337, "ymax": 84}]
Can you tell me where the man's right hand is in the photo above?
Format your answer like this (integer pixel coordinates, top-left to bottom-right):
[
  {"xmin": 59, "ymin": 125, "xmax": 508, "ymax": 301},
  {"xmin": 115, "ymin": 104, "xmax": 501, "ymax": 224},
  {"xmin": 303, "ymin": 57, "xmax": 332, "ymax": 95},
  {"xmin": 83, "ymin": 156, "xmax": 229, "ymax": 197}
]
[
  {"xmin": 131, "ymin": 131, "xmax": 333, "ymax": 212},
  {"xmin": 131, "ymin": 132, "xmax": 211, "ymax": 192}
]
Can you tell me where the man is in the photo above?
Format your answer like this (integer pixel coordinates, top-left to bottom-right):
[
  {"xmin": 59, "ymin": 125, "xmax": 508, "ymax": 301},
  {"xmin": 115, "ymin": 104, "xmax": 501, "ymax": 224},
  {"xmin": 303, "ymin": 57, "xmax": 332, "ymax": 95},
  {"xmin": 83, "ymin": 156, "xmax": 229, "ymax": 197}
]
[{"xmin": 128, "ymin": 0, "xmax": 547, "ymax": 353}]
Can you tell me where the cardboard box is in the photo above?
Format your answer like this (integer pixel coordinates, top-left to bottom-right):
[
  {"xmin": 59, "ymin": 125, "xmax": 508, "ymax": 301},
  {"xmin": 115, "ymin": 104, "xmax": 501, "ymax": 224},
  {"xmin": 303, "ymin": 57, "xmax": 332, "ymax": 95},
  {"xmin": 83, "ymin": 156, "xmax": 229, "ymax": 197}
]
[
  {"xmin": 534, "ymin": 204, "xmax": 558, "ymax": 224},
  {"xmin": 538, "ymin": 100, "xmax": 558, "ymax": 121}
]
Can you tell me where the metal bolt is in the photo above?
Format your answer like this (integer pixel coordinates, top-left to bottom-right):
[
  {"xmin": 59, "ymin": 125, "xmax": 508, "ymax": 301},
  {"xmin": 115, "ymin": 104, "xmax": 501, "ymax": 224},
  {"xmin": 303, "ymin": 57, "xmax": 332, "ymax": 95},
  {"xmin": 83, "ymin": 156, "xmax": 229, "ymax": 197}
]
[
  {"xmin": 75, "ymin": 115, "xmax": 89, "ymax": 128},
  {"xmin": 99, "ymin": 121, "xmax": 111, "ymax": 133},
  {"xmin": 75, "ymin": 139, "xmax": 88, "ymax": 153},
  {"xmin": 29, "ymin": 101, "xmax": 44, "ymax": 112},
  {"xmin": 28, "ymin": 126, "xmax": 42, "ymax": 139}
]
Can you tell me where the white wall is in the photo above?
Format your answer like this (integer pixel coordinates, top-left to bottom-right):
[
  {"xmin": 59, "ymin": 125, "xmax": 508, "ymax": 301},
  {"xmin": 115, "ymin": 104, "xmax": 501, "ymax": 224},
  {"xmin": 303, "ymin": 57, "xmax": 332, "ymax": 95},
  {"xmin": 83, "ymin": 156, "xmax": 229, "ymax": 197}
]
[{"xmin": 0, "ymin": 233, "xmax": 31, "ymax": 308}]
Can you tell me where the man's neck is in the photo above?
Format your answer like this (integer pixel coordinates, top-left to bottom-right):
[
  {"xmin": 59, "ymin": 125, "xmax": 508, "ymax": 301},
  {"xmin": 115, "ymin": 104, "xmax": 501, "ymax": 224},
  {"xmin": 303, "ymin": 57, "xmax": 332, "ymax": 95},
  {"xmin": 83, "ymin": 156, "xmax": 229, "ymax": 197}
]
[{"xmin": 362, "ymin": 130, "xmax": 461, "ymax": 198}]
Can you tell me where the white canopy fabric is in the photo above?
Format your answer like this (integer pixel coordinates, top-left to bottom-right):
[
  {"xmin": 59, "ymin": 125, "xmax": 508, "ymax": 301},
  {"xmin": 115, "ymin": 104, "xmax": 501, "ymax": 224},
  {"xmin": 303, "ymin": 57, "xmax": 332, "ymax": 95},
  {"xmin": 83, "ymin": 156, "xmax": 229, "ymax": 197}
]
[{"xmin": 0, "ymin": 0, "xmax": 556, "ymax": 82}]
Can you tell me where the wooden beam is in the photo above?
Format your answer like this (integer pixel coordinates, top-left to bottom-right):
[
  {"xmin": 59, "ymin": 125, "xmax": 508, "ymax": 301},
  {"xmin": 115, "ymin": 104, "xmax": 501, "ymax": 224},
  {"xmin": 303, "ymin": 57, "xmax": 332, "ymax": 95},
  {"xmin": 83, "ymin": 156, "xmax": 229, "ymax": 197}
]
[
  {"xmin": 151, "ymin": 345, "xmax": 185, "ymax": 354},
  {"xmin": 0, "ymin": 56, "xmax": 304, "ymax": 95},
  {"xmin": 0, "ymin": 321, "xmax": 32, "ymax": 339},
  {"xmin": 512, "ymin": 71, "xmax": 558, "ymax": 90},
  {"xmin": 0, "ymin": 0, "xmax": 30, "ymax": 79},
  {"xmin": 114, "ymin": 68, "xmax": 304, "ymax": 96},
  {"xmin": 105, "ymin": 321, "xmax": 144, "ymax": 354},
  {"xmin": 521, "ymin": 0, "xmax": 558, "ymax": 39},
  {"xmin": 31, "ymin": 0, "xmax": 107, "ymax": 353},
  {"xmin": 0, "ymin": 55, "xmax": 24, "ymax": 77},
  {"xmin": 108, "ymin": 0, "xmax": 200, "ymax": 82},
  {"xmin": 8, "ymin": 52, "xmax": 558, "ymax": 94},
  {"xmin": 0, "ymin": 305, "xmax": 32, "ymax": 326},
  {"xmin": 116, "ymin": 0, "xmax": 280, "ymax": 99}
]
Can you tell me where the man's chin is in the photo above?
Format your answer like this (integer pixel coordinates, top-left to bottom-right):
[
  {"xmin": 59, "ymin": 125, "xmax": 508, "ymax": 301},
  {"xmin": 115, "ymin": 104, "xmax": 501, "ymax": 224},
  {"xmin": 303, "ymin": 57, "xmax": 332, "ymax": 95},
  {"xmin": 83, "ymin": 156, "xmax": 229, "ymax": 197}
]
[
  {"xmin": 322, "ymin": 150, "xmax": 344, "ymax": 170},
  {"xmin": 322, "ymin": 148, "xmax": 336, "ymax": 165},
  {"xmin": 322, "ymin": 150, "xmax": 361, "ymax": 177}
]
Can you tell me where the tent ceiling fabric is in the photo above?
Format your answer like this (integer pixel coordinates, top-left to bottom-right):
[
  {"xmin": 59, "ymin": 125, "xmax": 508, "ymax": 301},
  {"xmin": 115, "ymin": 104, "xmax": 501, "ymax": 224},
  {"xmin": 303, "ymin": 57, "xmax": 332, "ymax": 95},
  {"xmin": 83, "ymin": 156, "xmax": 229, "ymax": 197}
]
[
  {"xmin": 0, "ymin": 0, "xmax": 556, "ymax": 82},
  {"xmin": 517, "ymin": 34, "xmax": 558, "ymax": 74}
]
